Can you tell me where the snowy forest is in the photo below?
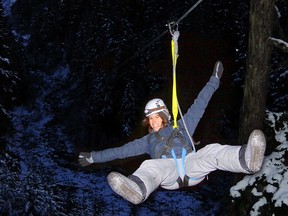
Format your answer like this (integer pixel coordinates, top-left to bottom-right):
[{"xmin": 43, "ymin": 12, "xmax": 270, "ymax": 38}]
[{"xmin": 1, "ymin": 0, "xmax": 288, "ymax": 215}]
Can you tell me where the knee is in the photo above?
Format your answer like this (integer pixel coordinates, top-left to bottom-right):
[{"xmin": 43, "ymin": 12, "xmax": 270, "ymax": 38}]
[{"xmin": 139, "ymin": 159, "xmax": 156, "ymax": 168}]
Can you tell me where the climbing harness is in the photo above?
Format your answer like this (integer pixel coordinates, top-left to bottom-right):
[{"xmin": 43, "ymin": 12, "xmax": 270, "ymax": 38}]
[
  {"xmin": 147, "ymin": 129, "xmax": 192, "ymax": 159},
  {"xmin": 147, "ymin": 128, "xmax": 201, "ymax": 188}
]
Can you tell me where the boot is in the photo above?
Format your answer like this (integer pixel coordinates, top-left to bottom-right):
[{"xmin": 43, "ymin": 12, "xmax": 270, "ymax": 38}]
[
  {"xmin": 243, "ymin": 129, "xmax": 266, "ymax": 172},
  {"xmin": 107, "ymin": 172, "xmax": 145, "ymax": 205},
  {"xmin": 212, "ymin": 61, "xmax": 224, "ymax": 79}
]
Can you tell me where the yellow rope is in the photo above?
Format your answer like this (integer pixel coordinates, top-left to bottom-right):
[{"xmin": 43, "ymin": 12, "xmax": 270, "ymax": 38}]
[
  {"xmin": 169, "ymin": 27, "xmax": 197, "ymax": 152},
  {"xmin": 171, "ymin": 39, "xmax": 179, "ymax": 128}
]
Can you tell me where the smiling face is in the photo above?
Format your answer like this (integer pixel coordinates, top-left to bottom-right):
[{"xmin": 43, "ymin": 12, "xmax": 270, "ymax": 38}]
[{"xmin": 148, "ymin": 113, "xmax": 163, "ymax": 132}]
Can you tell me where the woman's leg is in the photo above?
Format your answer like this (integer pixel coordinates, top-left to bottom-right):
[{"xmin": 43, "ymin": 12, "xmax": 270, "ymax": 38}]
[
  {"xmin": 108, "ymin": 158, "xmax": 178, "ymax": 204},
  {"xmin": 185, "ymin": 144, "xmax": 245, "ymax": 180},
  {"xmin": 185, "ymin": 130, "xmax": 266, "ymax": 181},
  {"xmin": 132, "ymin": 158, "xmax": 179, "ymax": 199}
]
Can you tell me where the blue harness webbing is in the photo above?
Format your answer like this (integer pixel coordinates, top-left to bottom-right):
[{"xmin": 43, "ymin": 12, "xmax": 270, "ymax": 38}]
[
  {"xmin": 148, "ymin": 129, "xmax": 201, "ymax": 187},
  {"xmin": 171, "ymin": 148, "xmax": 201, "ymax": 187}
]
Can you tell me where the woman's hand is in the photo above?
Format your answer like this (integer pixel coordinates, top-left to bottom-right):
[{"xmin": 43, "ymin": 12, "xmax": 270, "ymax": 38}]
[{"xmin": 78, "ymin": 152, "xmax": 94, "ymax": 167}]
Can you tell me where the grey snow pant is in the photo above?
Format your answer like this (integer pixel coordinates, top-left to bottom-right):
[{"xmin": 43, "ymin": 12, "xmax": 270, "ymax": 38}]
[{"xmin": 132, "ymin": 144, "xmax": 250, "ymax": 201}]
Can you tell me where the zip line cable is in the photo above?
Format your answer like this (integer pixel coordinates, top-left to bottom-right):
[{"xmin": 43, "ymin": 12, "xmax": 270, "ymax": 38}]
[
  {"xmin": 175, "ymin": 0, "xmax": 204, "ymax": 25},
  {"xmin": 117, "ymin": 0, "xmax": 204, "ymax": 69}
]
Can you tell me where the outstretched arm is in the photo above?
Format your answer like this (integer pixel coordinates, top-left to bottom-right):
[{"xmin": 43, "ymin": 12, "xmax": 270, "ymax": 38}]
[
  {"xmin": 180, "ymin": 61, "xmax": 224, "ymax": 136},
  {"xmin": 78, "ymin": 135, "xmax": 149, "ymax": 166}
]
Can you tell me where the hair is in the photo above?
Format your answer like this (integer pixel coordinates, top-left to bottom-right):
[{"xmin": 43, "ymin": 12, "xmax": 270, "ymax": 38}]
[{"xmin": 142, "ymin": 112, "xmax": 170, "ymax": 133}]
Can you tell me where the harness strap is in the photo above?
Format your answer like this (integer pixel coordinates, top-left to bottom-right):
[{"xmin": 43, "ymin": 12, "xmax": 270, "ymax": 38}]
[
  {"xmin": 148, "ymin": 132, "xmax": 169, "ymax": 159},
  {"xmin": 165, "ymin": 129, "xmax": 192, "ymax": 157},
  {"xmin": 176, "ymin": 175, "xmax": 191, "ymax": 188},
  {"xmin": 171, "ymin": 148, "xmax": 191, "ymax": 188},
  {"xmin": 148, "ymin": 131, "xmax": 201, "ymax": 187},
  {"xmin": 148, "ymin": 128, "xmax": 192, "ymax": 159},
  {"xmin": 172, "ymin": 149, "xmax": 203, "ymax": 188}
]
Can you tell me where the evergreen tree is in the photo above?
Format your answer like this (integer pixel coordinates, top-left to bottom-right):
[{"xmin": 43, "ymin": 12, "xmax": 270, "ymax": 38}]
[
  {"xmin": 9, "ymin": 0, "xmax": 288, "ymax": 143},
  {"xmin": 0, "ymin": 2, "xmax": 24, "ymax": 136}
]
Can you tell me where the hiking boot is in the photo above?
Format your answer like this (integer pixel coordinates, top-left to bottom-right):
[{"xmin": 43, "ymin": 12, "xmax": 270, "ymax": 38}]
[
  {"xmin": 107, "ymin": 172, "xmax": 144, "ymax": 205},
  {"xmin": 245, "ymin": 129, "xmax": 266, "ymax": 172},
  {"xmin": 212, "ymin": 61, "xmax": 224, "ymax": 79}
]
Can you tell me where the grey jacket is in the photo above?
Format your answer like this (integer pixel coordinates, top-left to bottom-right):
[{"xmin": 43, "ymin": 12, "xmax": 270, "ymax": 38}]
[{"xmin": 91, "ymin": 76, "xmax": 219, "ymax": 163}]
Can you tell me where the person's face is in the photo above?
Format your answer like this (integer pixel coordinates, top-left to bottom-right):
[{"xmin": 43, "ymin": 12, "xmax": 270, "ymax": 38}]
[{"xmin": 148, "ymin": 113, "xmax": 163, "ymax": 132}]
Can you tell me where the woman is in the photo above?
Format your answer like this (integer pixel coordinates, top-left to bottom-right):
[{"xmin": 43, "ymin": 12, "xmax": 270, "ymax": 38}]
[{"xmin": 78, "ymin": 61, "xmax": 266, "ymax": 205}]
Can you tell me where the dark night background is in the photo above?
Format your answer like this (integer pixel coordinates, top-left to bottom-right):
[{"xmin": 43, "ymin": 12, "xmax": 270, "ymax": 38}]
[{"xmin": 1, "ymin": 0, "xmax": 288, "ymax": 215}]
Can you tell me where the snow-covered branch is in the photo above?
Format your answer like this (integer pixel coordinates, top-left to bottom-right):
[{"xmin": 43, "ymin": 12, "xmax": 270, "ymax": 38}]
[
  {"xmin": 269, "ymin": 37, "xmax": 288, "ymax": 53},
  {"xmin": 275, "ymin": 5, "xmax": 281, "ymax": 18}
]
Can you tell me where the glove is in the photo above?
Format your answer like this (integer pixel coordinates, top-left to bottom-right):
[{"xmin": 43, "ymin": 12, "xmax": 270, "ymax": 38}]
[
  {"xmin": 212, "ymin": 61, "xmax": 224, "ymax": 79},
  {"xmin": 78, "ymin": 152, "xmax": 94, "ymax": 167}
]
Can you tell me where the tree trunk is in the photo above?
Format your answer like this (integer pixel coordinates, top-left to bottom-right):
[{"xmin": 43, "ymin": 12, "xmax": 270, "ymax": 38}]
[{"xmin": 238, "ymin": 0, "xmax": 275, "ymax": 144}]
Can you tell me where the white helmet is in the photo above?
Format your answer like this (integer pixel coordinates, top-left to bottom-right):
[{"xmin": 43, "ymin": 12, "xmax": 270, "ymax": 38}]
[{"xmin": 144, "ymin": 98, "xmax": 171, "ymax": 120}]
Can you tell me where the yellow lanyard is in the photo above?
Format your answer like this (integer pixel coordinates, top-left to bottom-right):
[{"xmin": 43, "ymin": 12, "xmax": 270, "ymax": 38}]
[
  {"xmin": 171, "ymin": 30, "xmax": 180, "ymax": 129},
  {"xmin": 169, "ymin": 24, "xmax": 197, "ymax": 153}
]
